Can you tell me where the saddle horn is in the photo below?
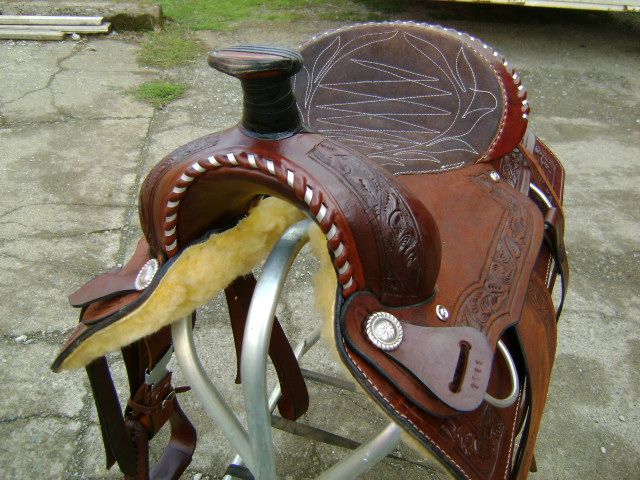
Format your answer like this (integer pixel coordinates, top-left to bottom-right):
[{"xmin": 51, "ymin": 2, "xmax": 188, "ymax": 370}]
[{"xmin": 208, "ymin": 45, "xmax": 304, "ymax": 139}]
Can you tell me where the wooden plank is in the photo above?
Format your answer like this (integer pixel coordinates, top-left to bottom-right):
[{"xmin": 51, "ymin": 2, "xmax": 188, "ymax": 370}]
[
  {"xmin": 0, "ymin": 23, "xmax": 111, "ymax": 34},
  {"xmin": 0, "ymin": 29, "xmax": 65, "ymax": 41},
  {"xmin": 0, "ymin": 15, "xmax": 103, "ymax": 26}
]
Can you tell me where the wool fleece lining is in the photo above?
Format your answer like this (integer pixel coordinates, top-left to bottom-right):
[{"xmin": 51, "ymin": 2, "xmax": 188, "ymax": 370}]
[{"xmin": 59, "ymin": 197, "xmax": 342, "ymax": 371}]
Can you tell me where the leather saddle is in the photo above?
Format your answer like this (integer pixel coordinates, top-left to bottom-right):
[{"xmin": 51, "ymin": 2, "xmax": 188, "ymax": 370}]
[{"xmin": 52, "ymin": 22, "xmax": 568, "ymax": 480}]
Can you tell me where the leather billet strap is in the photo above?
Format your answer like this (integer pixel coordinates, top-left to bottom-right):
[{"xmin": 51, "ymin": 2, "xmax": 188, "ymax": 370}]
[
  {"xmin": 225, "ymin": 273, "xmax": 309, "ymax": 420},
  {"xmin": 87, "ymin": 363, "xmax": 194, "ymax": 480},
  {"xmin": 85, "ymin": 347, "xmax": 196, "ymax": 479},
  {"xmin": 517, "ymin": 140, "xmax": 569, "ymax": 318},
  {"xmin": 86, "ymin": 357, "xmax": 137, "ymax": 475},
  {"xmin": 511, "ymin": 276, "xmax": 558, "ymax": 478},
  {"xmin": 543, "ymin": 208, "xmax": 569, "ymax": 319}
]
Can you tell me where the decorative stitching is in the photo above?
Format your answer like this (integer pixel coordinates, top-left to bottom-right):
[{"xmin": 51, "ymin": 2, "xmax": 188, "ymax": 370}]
[
  {"xmin": 344, "ymin": 345, "xmax": 471, "ymax": 480},
  {"xmin": 161, "ymin": 151, "xmax": 357, "ymax": 294},
  {"xmin": 457, "ymin": 173, "xmax": 533, "ymax": 333},
  {"xmin": 296, "ymin": 21, "xmax": 529, "ymax": 174},
  {"xmin": 504, "ymin": 389, "xmax": 522, "ymax": 479}
]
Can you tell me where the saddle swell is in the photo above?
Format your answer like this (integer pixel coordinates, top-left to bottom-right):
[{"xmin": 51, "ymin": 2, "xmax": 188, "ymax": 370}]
[
  {"xmin": 52, "ymin": 23, "xmax": 568, "ymax": 480},
  {"xmin": 137, "ymin": 45, "xmax": 442, "ymax": 308},
  {"xmin": 138, "ymin": 132, "xmax": 442, "ymax": 305}
]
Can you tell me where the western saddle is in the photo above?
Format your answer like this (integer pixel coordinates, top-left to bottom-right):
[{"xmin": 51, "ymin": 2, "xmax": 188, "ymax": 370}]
[{"xmin": 52, "ymin": 22, "xmax": 568, "ymax": 480}]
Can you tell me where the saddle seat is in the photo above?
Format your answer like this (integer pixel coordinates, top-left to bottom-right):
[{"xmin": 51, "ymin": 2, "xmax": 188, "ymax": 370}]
[{"xmin": 52, "ymin": 22, "xmax": 568, "ymax": 480}]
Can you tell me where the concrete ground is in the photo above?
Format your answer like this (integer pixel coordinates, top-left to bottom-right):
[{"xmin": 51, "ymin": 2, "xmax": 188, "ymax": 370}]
[{"xmin": 0, "ymin": 6, "xmax": 639, "ymax": 480}]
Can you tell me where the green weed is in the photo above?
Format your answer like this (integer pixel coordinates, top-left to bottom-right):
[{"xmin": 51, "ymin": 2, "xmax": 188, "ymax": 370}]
[
  {"xmin": 136, "ymin": 0, "xmax": 407, "ymax": 69},
  {"xmin": 155, "ymin": 0, "xmax": 401, "ymax": 30},
  {"xmin": 138, "ymin": 26, "xmax": 205, "ymax": 68},
  {"xmin": 134, "ymin": 81, "xmax": 188, "ymax": 108}
]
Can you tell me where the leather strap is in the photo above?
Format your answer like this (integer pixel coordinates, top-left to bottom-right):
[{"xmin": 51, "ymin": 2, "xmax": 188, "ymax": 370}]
[
  {"xmin": 543, "ymin": 208, "xmax": 569, "ymax": 319},
  {"xmin": 123, "ymin": 328, "xmax": 197, "ymax": 480},
  {"xmin": 225, "ymin": 274, "xmax": 309, "ymax": 420},
  {"xmin": 86, "ymin": 357, "xmax": 137, "ymax": 475},
  {"xmin": 87, "ymin": 327, "xmax": 196, "ymax": 480},
  {"xmin": 518, "ymin": 141, "xmax": 565, "ymax": 218},
  {"xmin": 512, "ymin": 277, "xmax": 557, "ymax": 479},
  {"xmin": 518, "ymin": 141, "xmax": 569, "ymax": 317},
  {"xmin": 148, "ymin": 402, "xmax": 197, "ymax": 480}
]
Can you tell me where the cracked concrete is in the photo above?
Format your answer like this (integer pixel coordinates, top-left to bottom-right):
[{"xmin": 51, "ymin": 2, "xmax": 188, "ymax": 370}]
[{"xmin": 0, "ymin": 7, "xmax": 639, "ymax": 480}]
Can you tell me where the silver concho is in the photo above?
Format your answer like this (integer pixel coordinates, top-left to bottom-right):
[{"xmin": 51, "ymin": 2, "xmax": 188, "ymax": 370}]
[
  {"xmin": 436, "ymin": 304, "xmax": 450, "ymax": 321},
  {"xmin": 365, "ymin": 312, "xmax": 404, "ymax": 351},
  {"xmin": 489, "ymin": 171, "xmax": 501, "ymax": 182},
  {"xmin": 135, "ymin": 259, "xmax": 159, "ymax": 291}
]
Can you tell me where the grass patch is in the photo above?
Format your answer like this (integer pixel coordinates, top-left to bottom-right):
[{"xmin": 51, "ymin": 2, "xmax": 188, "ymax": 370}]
[
  {"xmin": 136, "ymin": 0, "xmax": 407, "ymax": 69},
  {"xmin": 138, "ymin": 26, "xmax": 205, "ymax": 68},
  {"xmin": 155, "ymin": 0, "xmax": 402, "ymax": 31},
  {"xmin": 134, "ymin": 81, "xmax": 188, "ymax": 108}
]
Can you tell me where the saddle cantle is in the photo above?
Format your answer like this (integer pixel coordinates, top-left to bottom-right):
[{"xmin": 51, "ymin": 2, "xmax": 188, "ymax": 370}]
[
  {"xmin": 294, "ymin": 22, "xmax": 529, "ymax": 173},
  {"xmin": 52, "ymin": 22, "xmax": 568, "ymax": 480}
]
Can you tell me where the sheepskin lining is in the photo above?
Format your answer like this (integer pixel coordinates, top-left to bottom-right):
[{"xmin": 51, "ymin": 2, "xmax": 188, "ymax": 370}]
[{"xmin": 62, "ymin": 197, "xmax": 305, "ymax": 370}]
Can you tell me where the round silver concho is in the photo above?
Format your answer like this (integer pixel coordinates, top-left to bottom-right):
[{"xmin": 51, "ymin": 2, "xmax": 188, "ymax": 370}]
[
  {"xmin": 134, "ymin": 259, "xmax": 159, "ymax": 291},
  {"xmin": 436, "ymin": 304, "xmax": 450, "ymax": 321},
  {"xmin": 365, "ymin": 312, "xmax": 404, "ymax": 351}
]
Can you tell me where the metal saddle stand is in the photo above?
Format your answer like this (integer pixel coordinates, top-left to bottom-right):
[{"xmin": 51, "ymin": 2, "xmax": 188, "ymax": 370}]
[{"xmin": 172, "ymin": 219, "xmax": 406, "ymax": 480}]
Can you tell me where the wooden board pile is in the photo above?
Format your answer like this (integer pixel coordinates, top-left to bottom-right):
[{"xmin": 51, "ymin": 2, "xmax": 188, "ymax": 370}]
[{"xmin": 0, "ymin": 15, "xmax": 111, "ymax": 41}]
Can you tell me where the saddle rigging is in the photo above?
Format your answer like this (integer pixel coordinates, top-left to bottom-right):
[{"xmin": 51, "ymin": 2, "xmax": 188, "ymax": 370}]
[{"xmin": 52, "ymin": 22, "xmax": 568, "ymax": 480}]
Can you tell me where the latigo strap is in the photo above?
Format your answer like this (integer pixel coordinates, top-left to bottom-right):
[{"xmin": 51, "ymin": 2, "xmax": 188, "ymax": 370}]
[{"xmin": 85, "ymin": 334, "xmax": 196, "ymax": 479}]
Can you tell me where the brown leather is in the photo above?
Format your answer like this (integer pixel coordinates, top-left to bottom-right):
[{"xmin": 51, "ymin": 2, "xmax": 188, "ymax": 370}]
[
  {"xmin": 494, "ymin": 143, "xmax": 568, "ymax": 299},
  {"xmin": 86, "ymin": 337, "xmax": 197, "ymax": 480},
  {"xmin": 138, "ymin": 131, "xmax": 441, "ymax": 305},
  {"xmin": 121, "ymin": 328, "xmax": 197, "ymax": 480},
  {"xmin": 68, "ymin": 238, "xmax": 151, "ymax": 308},
  {"xmin": 290, "ymin": 25, "xmax": 564, "ymax": 478},
  {"xmin": 543, "ymin": 207, "xmax": 569, "ymax": 317},
  {"xmin": 340, "ymin": 335, "xmax": 524, "ymax": 478},
  {"xmin": 513, "ymin": 277, "xmax": 557, "ymax": 478},
  {"xmin": 522, "ymin": 135, "xmax": 566, "ymax": 211},
  {"xmin": 86, "ymin": 357, "xmax": 137, "ymax": 475},
  {"xmin": 225, "ymin": 274, "xmax": 309, "ymax": 421},
  {"xmin": 338, "ymin": 161, "xmax": 543, "ymax": 415},
  {"xmin": 54, "ymin": 23, "xmax": 568, "ymax": 480},
  {"xmin": 294, "ymin": 22, "xmax": 529, "ymax": 175},
  {"xmin": 387, "ymin": 322, "xmax": 493, "ymax": 412},
  {"xmin": 139, "ymin": 132, "xmax": 223, "ymax": 256},
  {"xmin": 497, "ymin": 140, "xmax": 568, "ymax": 317}
]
